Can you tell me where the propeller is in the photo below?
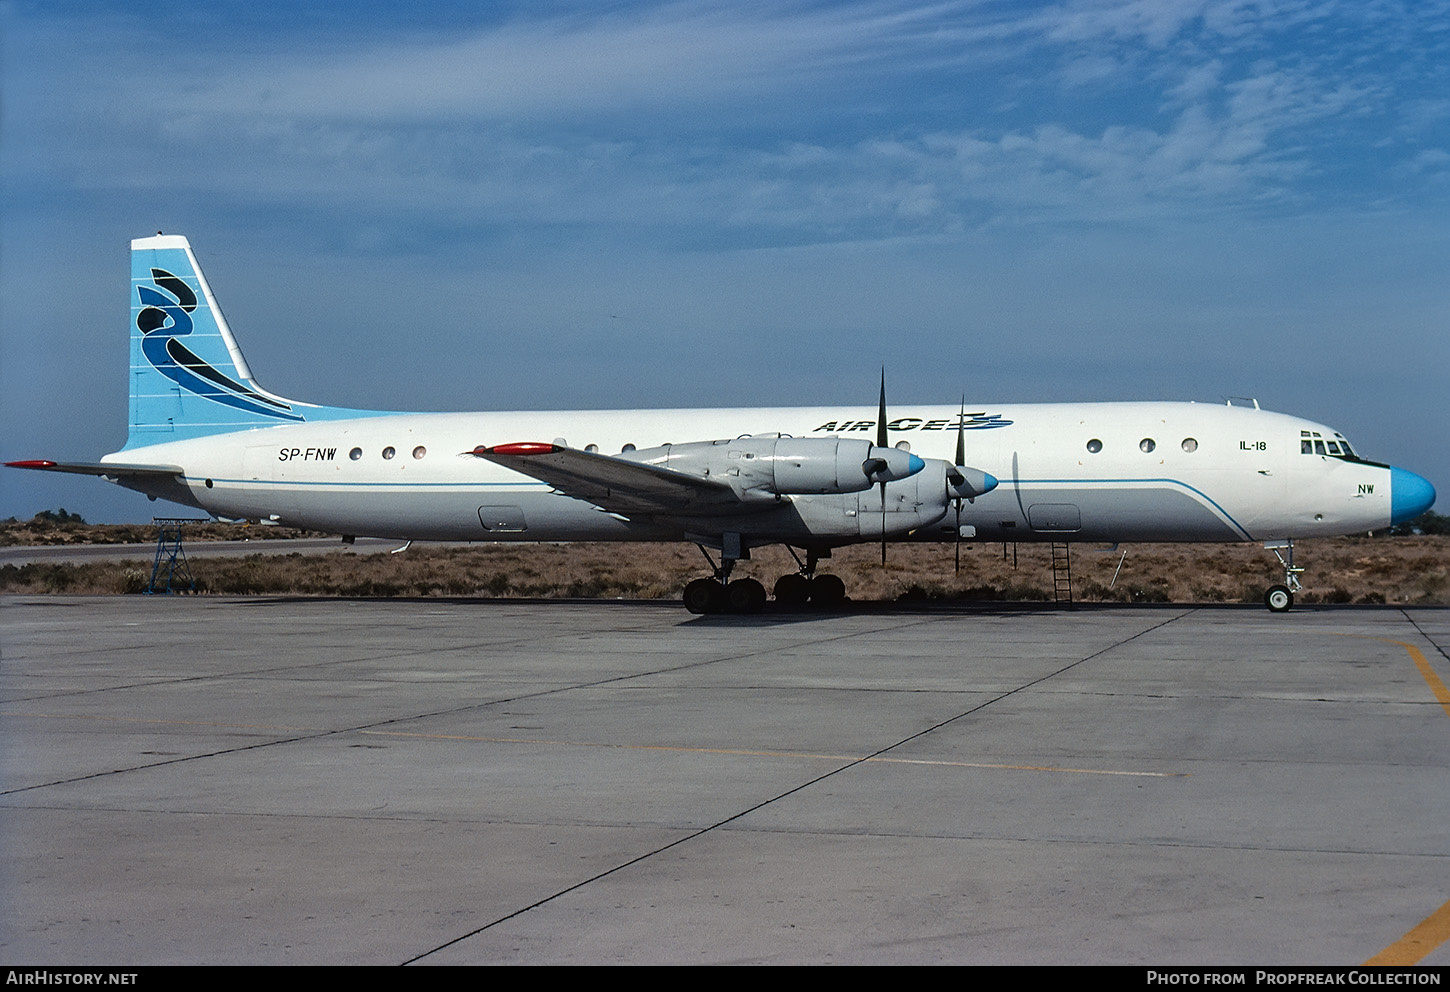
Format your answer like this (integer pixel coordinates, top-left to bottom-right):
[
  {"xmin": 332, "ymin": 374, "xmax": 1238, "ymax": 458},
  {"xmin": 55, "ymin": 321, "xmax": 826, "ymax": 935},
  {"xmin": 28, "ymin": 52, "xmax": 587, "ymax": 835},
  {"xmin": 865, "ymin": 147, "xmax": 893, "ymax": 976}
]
[
  {"xmin": 877, "ymin": 370, "xmax": 889, "ymax": 565},
  {"xmin": 944, "ymin": 398, "xmax": 1001, "ymax": 573},
  {"xmin": 954, "ymin": 397, "xmax": 965, "ymax": 572}
]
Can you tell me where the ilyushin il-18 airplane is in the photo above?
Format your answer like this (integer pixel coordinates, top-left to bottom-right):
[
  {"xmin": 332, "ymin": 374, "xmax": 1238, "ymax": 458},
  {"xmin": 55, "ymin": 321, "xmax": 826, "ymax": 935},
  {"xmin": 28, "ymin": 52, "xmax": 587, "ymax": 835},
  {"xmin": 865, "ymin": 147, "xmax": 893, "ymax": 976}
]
[{"xmin": 8, "ymin": 235, "xmax": 1437, "ymax": 613}]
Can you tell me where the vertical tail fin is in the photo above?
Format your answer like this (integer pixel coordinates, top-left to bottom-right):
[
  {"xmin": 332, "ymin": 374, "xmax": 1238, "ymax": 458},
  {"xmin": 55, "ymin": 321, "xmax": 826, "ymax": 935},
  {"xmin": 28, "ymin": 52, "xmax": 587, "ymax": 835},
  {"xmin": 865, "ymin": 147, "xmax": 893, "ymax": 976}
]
[{"xmin": 126, "ymin": 235, "xmax": 311, "ymax": 447}]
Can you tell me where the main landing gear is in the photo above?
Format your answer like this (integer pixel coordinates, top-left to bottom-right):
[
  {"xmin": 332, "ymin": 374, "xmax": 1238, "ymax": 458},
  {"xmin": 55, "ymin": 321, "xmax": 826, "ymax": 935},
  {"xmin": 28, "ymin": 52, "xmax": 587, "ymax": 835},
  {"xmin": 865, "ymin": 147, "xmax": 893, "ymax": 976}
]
[
  {"xmin": 682, "ymin": 542, "xmax": 762, "ymax": 615},
  {"xmin": 1263, "ymin": 539, "xmax": 1303, "ymax": 613},
  {"xmin": 770, "ymin": 547, "xmax": 845, "ymax": 609},
  {"xmin": 682, "ymin": 544, "xmax": 846, "ymax": 614}
]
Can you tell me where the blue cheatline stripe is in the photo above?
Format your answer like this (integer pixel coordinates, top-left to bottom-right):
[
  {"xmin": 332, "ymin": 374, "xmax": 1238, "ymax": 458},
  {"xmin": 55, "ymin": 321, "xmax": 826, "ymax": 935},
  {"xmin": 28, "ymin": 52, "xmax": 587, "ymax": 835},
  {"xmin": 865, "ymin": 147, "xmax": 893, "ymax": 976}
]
[
  {"xmin": 190, "ymin": 474, "xmax": 1254, "ymax": 537},
  {"xmin": 197, "ymin": 478, "xmax": 550, "ymax": 490},
  {"xmin": 1013, "ymin": 477, "xmax": 1253, "ymax": 540}
]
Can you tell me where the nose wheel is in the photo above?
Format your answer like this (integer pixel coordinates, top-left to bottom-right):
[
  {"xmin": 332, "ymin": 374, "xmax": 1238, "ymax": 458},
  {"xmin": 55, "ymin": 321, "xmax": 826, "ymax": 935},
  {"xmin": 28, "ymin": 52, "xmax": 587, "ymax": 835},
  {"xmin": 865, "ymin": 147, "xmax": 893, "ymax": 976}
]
[{"xmin": 1264, "ymin": 585, "xmax": 1294, "ymax": 612}]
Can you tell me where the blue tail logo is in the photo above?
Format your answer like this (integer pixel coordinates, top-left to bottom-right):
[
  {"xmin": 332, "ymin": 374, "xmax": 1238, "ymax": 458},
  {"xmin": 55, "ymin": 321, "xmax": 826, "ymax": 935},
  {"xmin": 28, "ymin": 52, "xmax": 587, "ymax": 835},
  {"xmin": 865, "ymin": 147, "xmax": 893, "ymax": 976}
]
[{"xmin": 136, "ymin": 268, "xmax": 303, "ymax": 422}]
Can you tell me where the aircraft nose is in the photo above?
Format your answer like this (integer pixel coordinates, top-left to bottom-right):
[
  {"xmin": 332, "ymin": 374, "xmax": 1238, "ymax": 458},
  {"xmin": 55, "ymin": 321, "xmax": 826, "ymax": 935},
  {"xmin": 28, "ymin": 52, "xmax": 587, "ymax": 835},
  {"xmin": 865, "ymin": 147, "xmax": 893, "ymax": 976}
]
[{"xmin": 1390, "ymin": 466, "xmax": 1436, "ymax": 524}]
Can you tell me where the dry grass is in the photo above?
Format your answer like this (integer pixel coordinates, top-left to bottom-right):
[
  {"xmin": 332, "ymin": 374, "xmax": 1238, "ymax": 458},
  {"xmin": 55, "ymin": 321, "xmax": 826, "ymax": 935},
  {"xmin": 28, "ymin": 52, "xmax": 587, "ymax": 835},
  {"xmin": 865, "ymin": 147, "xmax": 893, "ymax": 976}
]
[
  {"xmin": 0, "ymin": 518, "xmax": 310, "ymax": 547},
  {"xmin": 2, "ymin": 534, "xmax": 1445, "ymax": 605}
]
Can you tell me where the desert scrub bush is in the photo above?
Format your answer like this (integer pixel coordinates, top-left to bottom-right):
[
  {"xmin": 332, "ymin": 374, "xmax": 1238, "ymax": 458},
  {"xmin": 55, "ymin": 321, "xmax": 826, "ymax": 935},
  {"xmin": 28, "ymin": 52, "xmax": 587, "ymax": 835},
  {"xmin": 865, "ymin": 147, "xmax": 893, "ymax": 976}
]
[
  {"xmin": 897, "ymin": 583, "xmax": 951, "ymax": 601},
  {"xmin": 118, "ymin": 567, "xmax": 148, "ymax": 594},
  {"xmin": 337, "ymin": 579, "xmax": 402, "ymax": 597},
  {"xmin": 999, "ymin": 582, "xmax": 1051, "ymax": 601},
  {"xmin": 1078, "ymin": 579, "xmax": 1131, "ymax": 603},
  {"xmin": 562, "ymin": 578, "xmax": 608, "ymax": 598}
]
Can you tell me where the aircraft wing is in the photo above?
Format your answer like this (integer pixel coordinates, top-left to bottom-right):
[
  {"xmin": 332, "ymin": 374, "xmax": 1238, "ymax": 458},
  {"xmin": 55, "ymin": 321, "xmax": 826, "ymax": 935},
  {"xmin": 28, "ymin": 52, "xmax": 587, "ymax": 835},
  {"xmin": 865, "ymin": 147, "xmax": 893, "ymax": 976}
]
[
  {"xmin": 468, "ymin": 443, "xmax": 750, "ymax": 517},
  {"xmin": 5, "ymin": 460, "xmax": 185, "ymax": 478}
]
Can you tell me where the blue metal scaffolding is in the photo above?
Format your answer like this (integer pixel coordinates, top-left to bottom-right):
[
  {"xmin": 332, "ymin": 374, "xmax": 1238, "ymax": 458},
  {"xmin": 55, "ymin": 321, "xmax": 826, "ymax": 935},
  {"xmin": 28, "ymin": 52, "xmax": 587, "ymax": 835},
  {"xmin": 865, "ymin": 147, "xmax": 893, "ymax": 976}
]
[{"xmin": 146, "ymin": 517, "xmax": 208, "ymax": 594}]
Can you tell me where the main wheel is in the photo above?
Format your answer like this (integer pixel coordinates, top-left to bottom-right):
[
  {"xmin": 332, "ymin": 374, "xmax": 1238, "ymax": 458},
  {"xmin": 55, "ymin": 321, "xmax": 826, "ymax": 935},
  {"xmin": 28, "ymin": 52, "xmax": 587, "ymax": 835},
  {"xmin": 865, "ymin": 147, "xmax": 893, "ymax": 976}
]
[
  {"xmin": 773, "ymin": 573, "xmax": 811, "ymax": 607},
  {"xmin": 726, "ymin": 578, "xmax": 767, "ymax": 614},
  {"xmin": 810, "ymin": 573, "xmax": 847, "ymax": 607},
  {"xmin": 683, "ymin": 578, "xmax": 725, "ymax": 615},
  {"xmin": 1264, "ymin": 585, "xmax": 1293, "ymax": 613}
]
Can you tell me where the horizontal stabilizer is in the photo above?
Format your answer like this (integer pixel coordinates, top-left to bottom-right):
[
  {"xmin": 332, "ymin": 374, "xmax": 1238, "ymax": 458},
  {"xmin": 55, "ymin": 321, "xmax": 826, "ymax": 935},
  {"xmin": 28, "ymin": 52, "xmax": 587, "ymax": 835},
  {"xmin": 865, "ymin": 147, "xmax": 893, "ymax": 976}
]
[{"xmin": 5, "ymin": 459, "xmax": 184, "ymax": 478}]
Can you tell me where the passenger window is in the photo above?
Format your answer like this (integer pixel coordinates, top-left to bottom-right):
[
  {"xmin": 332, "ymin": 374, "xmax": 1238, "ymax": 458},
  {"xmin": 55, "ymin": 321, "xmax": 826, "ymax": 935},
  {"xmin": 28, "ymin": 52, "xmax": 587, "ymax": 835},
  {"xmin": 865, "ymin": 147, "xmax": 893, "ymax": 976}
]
[
  {"xmin": 1181, "ymin": 438, "xmax": 1198, "ymax": 453},
  {"xmin": 413, "ymin": 446, "xmax": 427, "ymax": 459},
  {"xmin": 382, "ymin": 446, "xmax": 396, "ymax": 460},
  {"xmin": 1086, "ymin": 439, "xmax": 1102, "ymax": 453},
  {"xmin": 1140, "ymin": 438, "xmax": 1156, "ymax": 453},
  {"xmin": 349, "ymin": 447, "xmax": 362, "ymax": 461}
]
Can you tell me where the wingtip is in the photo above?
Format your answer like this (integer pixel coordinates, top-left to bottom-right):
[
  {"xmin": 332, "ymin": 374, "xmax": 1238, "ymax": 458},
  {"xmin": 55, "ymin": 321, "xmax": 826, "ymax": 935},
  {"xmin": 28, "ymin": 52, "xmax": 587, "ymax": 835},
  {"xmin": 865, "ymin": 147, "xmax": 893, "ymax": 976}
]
[{"xmin": 471, "ymin": 442, "xmax": 561, "ymax": 457}]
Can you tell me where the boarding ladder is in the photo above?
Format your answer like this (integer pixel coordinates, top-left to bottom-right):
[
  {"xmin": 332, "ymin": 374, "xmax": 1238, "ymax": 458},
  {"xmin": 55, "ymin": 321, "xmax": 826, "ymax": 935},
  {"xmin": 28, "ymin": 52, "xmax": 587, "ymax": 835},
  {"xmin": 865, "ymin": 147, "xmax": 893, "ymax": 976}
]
[{"xmin": 1051, "ymin": 542, "xmax": 1073, "ymax": 605}]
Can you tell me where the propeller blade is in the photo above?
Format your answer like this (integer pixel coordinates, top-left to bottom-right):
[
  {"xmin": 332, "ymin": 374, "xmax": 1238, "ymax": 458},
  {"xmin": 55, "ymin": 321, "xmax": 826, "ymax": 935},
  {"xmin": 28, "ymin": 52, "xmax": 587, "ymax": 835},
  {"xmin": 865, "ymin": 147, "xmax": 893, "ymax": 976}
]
[
  {"xmin": 877, "ymin": 370, "xmax": 888, "ymax": 450},
  {"xmin": 881, "ymin": 479, "xmax": 888, "ymax": 566},
  {"xmin": 955, "ymin": 499, "xmax": 962, "ymax": 573},
  {"xmin": 955, "ymin": 395, "xmax": 966, "ymax": 468}
]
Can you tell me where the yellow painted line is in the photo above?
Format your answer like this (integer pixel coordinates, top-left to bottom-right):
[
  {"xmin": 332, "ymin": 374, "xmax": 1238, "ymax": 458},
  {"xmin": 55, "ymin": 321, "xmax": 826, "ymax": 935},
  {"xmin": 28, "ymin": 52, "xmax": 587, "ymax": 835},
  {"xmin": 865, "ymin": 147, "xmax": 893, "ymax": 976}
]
[
  {"xmin": 1392, "ymin": 638, "xmax": 1450, "ymax": 719},
  {"xmin": 357, "ymin": 729, "xmax": 1182, "ymax": 777},
  {"xmin": 1337, "ymin": 634, "xmax": 1450, "ymax": 719},
  {"xmin": 1360, "ymin": 635, "xmax": 1450, "ymax": 966},
  {"xmin": 1365, "ymin": 899, "xmax": 1450, "ymax": 966}
]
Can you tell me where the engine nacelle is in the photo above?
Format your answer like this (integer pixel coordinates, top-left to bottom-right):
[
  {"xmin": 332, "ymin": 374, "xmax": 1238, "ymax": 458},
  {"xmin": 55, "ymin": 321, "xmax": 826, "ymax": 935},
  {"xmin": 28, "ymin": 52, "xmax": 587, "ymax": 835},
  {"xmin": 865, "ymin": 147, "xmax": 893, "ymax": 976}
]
[{"xmin": 626, "ymin": 435, "xmax": 924, "ymax": 499}]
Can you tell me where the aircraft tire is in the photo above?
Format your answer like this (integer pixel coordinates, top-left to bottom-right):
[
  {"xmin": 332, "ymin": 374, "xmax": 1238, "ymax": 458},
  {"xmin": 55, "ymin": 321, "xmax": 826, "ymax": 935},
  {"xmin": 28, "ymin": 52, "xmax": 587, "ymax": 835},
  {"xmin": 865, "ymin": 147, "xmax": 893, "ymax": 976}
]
[
  {"xmin": 809, "ymin": 573, "xmax": 847, "ymax": 607},
  {"xmin": 684, "ymin": 578, "xmax": 725, "ymax": 615},
  {"xmin": 773, "ymin": 574, "xmax": 811, "ymax": 607},
  {"xmin": 1264, "ymin": 585, "xmax": 1293, "ymax": 613},
  {"xmin": 727, "ymin": 578, "xmax": 768, "ymax": 614}
]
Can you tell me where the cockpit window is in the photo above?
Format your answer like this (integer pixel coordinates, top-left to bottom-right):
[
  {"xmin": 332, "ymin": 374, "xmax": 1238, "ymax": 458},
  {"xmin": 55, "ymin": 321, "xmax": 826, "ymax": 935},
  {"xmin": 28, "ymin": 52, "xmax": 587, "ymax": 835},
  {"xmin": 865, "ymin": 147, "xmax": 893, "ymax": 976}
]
[{"xmin": 1301, "ymin": 429, "xmax": 1361, "ymax": 462}]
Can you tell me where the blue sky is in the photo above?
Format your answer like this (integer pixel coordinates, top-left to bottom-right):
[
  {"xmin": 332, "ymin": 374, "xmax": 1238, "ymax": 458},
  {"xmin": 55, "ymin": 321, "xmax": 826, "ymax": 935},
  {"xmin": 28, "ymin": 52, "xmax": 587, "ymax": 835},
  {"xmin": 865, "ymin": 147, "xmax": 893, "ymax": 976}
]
[{"xmin": 3, "ymin": 0, "xmax": 1447, "ymax": 523}]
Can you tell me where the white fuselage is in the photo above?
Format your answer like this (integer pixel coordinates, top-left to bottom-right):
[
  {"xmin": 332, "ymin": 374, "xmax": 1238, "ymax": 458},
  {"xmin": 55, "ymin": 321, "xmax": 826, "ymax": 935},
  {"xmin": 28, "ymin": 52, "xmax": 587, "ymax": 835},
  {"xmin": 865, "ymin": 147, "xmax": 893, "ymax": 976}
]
[{"xmin": 104, "ymin": 400, "xmax": 1395, "ymax": 546}]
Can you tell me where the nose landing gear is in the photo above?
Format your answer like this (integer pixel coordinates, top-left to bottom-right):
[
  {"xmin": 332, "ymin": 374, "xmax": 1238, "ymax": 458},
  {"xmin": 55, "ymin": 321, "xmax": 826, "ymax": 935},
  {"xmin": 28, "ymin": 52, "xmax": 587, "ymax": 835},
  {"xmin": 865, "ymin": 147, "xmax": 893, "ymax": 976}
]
[{"xmin": 1263, "ymin": 539, "xmax": 1303, "ymax": 613}]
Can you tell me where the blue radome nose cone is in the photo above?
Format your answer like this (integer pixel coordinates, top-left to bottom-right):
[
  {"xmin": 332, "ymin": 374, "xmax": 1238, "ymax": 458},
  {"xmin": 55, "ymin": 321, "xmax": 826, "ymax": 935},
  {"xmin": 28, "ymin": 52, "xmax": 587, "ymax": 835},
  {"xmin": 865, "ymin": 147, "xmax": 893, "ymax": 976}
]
[
  {"xmin": 1390, "ymin": 466, "xmax": 1436, "ymax": 524},
  {"xmin": 981, "ymin": 472, "xmax": 999, "ymax": 494},
  {"xmin": 907, "ymin": 453, "xmax": 925, "ymax": 476}
]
